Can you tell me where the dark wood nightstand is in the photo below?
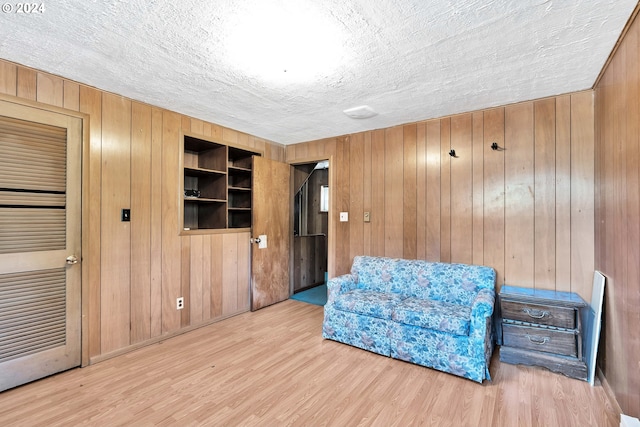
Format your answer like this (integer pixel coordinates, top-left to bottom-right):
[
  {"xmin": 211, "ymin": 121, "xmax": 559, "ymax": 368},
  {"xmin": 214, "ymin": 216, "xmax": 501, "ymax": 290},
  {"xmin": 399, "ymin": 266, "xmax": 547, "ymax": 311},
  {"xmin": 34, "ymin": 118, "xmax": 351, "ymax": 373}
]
[{"xmin": 498, "ymin": 285, "xmax": 588, "ymax": 381}]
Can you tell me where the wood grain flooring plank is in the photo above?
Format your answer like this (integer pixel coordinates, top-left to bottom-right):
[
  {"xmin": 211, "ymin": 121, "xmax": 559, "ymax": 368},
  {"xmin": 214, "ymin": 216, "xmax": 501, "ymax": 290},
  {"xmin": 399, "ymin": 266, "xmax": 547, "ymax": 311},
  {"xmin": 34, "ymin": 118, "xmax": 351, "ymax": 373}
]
[{"xmin": 0, "ymin": 301, "xmax": 618, "ymax": 426}]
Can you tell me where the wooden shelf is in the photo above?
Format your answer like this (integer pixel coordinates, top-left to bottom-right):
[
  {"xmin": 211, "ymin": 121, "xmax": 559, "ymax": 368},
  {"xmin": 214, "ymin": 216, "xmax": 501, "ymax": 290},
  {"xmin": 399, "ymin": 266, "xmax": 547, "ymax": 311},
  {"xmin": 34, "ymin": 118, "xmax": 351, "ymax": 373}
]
[
  {"xmin": 182, "ymin": 133, "xmax": 259, "ymax": 231},
  {"xmin": 228, "ymin": 165, "xmax": 252, "ymax": 173},
  {"xmin": 184, "ymin": 166, "xmax": 226, "ymax": 177},
  {"xmin": 184, "ymin": 197, "xmax": 227, "ymax": 203}
]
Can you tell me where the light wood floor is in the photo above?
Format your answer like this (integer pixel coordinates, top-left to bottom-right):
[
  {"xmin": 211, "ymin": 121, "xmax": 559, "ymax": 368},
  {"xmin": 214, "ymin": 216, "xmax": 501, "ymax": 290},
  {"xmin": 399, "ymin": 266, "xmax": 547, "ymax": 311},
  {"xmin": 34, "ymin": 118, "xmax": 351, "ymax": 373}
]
[{"xmin": 0, "ymin": 300, "xmax": 618, "ymax": 426}]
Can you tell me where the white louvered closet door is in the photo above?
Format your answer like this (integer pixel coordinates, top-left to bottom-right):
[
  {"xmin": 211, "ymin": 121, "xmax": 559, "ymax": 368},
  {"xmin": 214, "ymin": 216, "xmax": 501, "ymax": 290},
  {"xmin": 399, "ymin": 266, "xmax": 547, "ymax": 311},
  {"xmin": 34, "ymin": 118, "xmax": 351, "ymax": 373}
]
[{"xmin": 0, "ymin": 99, "xmax": 82, "ymax": 392}]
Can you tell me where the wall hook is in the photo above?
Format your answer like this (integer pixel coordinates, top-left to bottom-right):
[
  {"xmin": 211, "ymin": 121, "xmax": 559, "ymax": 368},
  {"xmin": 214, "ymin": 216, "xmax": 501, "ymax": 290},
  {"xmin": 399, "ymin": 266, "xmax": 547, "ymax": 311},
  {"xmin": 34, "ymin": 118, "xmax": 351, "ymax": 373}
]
[
  {"xmin": 449, "ymin": 149, "xmax": 457, "ymax": 158},
  {"xmin": 490, "ymin": 142, "xmax": 504, "ymax": 151}
]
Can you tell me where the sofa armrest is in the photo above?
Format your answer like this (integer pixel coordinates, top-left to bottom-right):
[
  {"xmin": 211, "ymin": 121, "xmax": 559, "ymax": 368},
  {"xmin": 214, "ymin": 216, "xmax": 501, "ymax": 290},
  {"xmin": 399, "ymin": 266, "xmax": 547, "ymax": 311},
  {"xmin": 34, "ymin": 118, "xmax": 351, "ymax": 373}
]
[
  {"xmin": 326, "ymin": 274, "xmax": 358, "ymax": 305},
  {"xmin": 470, "ymin": 287, "xmax": 495, "ymax": 319},
  {"xmin": 469, "ymin": 288, "xmax": 496, "ymax": 373},
  {"xmin": 469, "ymin": 288, "xmax": 495, "ymax": 336}
]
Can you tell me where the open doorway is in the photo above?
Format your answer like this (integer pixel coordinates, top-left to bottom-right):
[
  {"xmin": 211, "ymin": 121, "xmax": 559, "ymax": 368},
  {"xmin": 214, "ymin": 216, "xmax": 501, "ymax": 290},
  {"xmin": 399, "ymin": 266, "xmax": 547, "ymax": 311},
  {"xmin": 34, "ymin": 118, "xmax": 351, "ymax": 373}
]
[{"xmin": 291, "ymin": 160, "xmax": 329, "ymax": 304}]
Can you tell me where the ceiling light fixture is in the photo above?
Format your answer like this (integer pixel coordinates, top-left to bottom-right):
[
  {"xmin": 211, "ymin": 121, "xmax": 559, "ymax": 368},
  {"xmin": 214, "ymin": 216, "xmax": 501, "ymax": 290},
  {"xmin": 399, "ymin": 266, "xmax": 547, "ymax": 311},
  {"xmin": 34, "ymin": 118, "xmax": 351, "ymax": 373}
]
[
  {"xmin": 224, "ymin": 1, "xmax": 346, "ymax": 85},
  {"xmin": 343, "ymin": 105, "xmax": 378, "ymax": 119}
]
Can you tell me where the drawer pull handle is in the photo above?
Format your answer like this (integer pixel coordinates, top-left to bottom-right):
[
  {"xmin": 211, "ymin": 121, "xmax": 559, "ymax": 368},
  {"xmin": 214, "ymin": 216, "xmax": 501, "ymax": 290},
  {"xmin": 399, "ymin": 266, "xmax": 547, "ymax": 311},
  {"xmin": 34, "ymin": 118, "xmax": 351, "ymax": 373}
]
[
  {"xmin": 523, "ymin": 308, "xmax": 550, "ymax": 319},
  {"xmin": 526, "ymin": 334, "xmax": 550, "ymax": 345}
]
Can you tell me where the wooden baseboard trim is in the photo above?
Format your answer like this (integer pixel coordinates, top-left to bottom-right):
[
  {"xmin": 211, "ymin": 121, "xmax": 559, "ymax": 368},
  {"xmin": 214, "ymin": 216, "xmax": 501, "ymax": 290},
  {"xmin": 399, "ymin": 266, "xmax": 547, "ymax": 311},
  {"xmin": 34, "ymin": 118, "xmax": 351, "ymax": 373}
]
[
  {"xmin": 597, "ymin": 365, "xmax": 623, "ymax": 418},
  {"xmin": 88, "ymin": 310, "xmax": 249, "ymax": 365}
]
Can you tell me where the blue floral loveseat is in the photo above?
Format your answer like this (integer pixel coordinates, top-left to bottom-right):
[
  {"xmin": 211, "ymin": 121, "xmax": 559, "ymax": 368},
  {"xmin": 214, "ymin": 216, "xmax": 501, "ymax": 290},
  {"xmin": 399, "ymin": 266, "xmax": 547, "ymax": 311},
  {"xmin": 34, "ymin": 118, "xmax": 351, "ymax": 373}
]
[{"xmin": 322, "ymin": 256, "xmax": 496, "ymax": 383}]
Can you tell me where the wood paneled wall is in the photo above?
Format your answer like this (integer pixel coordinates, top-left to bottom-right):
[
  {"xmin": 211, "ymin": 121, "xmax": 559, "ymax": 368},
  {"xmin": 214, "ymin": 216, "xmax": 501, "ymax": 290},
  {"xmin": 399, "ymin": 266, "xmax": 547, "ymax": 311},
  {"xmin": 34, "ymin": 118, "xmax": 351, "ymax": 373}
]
[
  {"xmin": 286, "ymin": 92, "xmax": 595, "ymax": 301},
  {"xmin": 0, "ymin": 59, "xmax": 285, "ymax": 362},
  {"xmin": 594, "ymin": 7, "xmax": 640, "ymax": 418}
]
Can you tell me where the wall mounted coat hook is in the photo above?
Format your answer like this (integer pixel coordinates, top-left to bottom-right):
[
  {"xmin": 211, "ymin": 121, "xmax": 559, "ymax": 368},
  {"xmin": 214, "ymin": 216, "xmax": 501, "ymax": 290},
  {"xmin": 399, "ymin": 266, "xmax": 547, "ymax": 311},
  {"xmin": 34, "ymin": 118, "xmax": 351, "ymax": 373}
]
[
  {"xmin": 449, "ymin": 149, "xmax": 457, "ymax": 158},
  {"xmin": 490, "ymin": 142, "xmax": 504, "ymax": 151}
]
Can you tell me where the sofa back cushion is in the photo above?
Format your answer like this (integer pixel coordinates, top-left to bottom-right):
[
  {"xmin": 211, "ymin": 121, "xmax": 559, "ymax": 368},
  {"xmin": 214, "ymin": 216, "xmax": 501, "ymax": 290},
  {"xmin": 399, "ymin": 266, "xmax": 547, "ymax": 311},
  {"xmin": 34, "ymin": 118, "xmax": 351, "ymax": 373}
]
[
  {"xmin": 404, "ymin": 262, "xmax": 495, "ymax": 305},
  {"xmin": 351, "ymin": 256, "xmax": 398, "ymax": 293},
  {"xmin": 351, "ymin": 256, "xmax": 495, "ymax": 305}
]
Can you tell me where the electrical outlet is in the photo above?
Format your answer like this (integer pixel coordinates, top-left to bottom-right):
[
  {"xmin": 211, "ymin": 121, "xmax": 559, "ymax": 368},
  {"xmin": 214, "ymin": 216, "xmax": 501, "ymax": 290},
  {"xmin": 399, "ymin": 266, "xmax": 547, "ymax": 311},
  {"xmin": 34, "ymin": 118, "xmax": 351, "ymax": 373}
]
[{"xmin": 176, "ymin": 297, "xmax": 184, "ymax": 310}]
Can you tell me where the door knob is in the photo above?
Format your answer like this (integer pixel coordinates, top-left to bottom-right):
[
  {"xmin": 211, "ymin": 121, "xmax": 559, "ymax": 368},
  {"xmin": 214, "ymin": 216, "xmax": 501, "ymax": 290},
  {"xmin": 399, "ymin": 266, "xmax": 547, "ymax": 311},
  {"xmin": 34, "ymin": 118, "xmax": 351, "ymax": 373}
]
[
  {"xmin": 250, "ymin": 237, "xmax": 261, "ymax": 244},
  {"xmin": 66, "ymin": 255, "xmax": 79, "ymax": 265}
]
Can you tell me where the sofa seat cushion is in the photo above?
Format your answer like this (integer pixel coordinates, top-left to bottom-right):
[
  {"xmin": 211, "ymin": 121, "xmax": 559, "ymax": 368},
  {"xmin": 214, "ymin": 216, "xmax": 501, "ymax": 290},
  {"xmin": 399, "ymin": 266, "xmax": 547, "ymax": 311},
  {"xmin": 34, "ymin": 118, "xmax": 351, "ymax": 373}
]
[
  {"xmin": 333, "ymin": 289, "xmax": 405, "ymax": 320},
  {"xmin": 392, "ymin": 298, "xmax": 471, "ymax": 336}
]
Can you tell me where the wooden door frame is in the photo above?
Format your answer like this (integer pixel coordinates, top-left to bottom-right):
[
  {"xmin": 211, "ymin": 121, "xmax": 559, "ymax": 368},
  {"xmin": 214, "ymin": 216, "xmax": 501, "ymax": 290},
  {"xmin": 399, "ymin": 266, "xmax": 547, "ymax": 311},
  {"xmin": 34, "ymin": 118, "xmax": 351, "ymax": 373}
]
[
  {"xmin": 0, "ymin": 93, "xmax": 90, "ymax": 367},
  {"xmin": 288, "ymin": 155, "xmax": 334, "ymax": 293}
]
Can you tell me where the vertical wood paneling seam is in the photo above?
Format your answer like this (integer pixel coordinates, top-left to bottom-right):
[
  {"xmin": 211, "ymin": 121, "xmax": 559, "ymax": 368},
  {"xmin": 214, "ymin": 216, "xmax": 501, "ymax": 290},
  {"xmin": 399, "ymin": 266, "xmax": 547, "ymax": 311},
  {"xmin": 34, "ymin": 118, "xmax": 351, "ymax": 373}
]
[
  {"xmin": 443, "ymin": 120, "xmax": 451, "ymax": 262},
  {"xmin": 129, "ymin": 108, "xmax": 133, "ymax": 336},
  {"xmin": 567, "ymin": 97, "xmax": 572, "ymax": 290},
  {"xmin": 480, "ymin": 113, "xmax": 485, "ymax": 265},
  {"xmin": 98, "ymin": 93, "xmax": 104, "ymax": 353},
  {"xmin": 62, "ymin": 80, "xmax": 67, "ymax": 111},
  {"xmin": 131, "ymin": 106, "xmax": 153, "ymax": 339},
  {"xmin": 445, "ymin": 124, "xmax": 449, "ymax": 259},
  {"xmin": 553, "ymin": 102, "xmax": 557, "ymax": 290},
  {"xmin": 159, "ymin": 112, "xmax": 164, "ymax": 334},
  {"xmin": 80, "ymin": 86, "xmax": 103, "ymax": 357},
  {"xmin": 555, "ymin": 101, "xmax": 560, "ymax": 290},
  {"xmin": 147, "ymin": 108, "xmax": 153, "ymax": 336},
  {"xmin": 149, "ymin": 107, "xmax": 163, "ymax": 338},
  {"xmin": 477, "ymin": 113, "xmax": 481, "ymax": 265},
  {"xmin": 6, "ymin": 63, "xmax": 17, "ymax": 95},
  {"xmin": 474, "ymin": 112, "xmax": 483, "ymax": 265},
  {"xmin": 363, "ymin": 132, "xmax": 372, "ymax": 255},
  {"xmin": 529, "ymin": 105, "xmax": 535, "ymax": 285},
  {"xmin": 502, "ymin": 112, "xmax": 507, "ymax": 285}
]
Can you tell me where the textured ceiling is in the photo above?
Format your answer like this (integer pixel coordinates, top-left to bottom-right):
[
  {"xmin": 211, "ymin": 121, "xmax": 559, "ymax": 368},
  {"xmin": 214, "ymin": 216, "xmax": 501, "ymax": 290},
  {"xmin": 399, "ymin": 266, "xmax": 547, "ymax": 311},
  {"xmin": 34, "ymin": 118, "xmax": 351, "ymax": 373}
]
[{"xmin": 0, "ymin": 0, "xmax": 636, "ymax": 145}]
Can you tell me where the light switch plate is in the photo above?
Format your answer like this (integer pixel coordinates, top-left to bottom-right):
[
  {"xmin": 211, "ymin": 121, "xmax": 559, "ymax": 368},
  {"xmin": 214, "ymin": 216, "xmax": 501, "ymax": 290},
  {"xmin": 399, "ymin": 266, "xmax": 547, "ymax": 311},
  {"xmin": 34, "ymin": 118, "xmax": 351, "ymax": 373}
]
[
  {"xmin": 364, "ymin": 212, "xmax": 370, "ymax": 222},
  {"xmin": 340, "ymin": 212, "xmax": 348, "ymax": 222}
]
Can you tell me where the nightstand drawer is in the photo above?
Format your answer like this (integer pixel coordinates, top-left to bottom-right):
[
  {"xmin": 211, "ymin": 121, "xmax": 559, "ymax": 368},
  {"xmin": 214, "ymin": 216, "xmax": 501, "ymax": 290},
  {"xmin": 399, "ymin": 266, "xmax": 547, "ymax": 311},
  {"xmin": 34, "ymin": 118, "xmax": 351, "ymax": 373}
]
[
  {"xmin": 502, "ymin": 323, "xmax": 577, "ymax": 357},
  {"xmin": 501, "ymin": 300, "xmax": 576, "ymax": 329}
]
